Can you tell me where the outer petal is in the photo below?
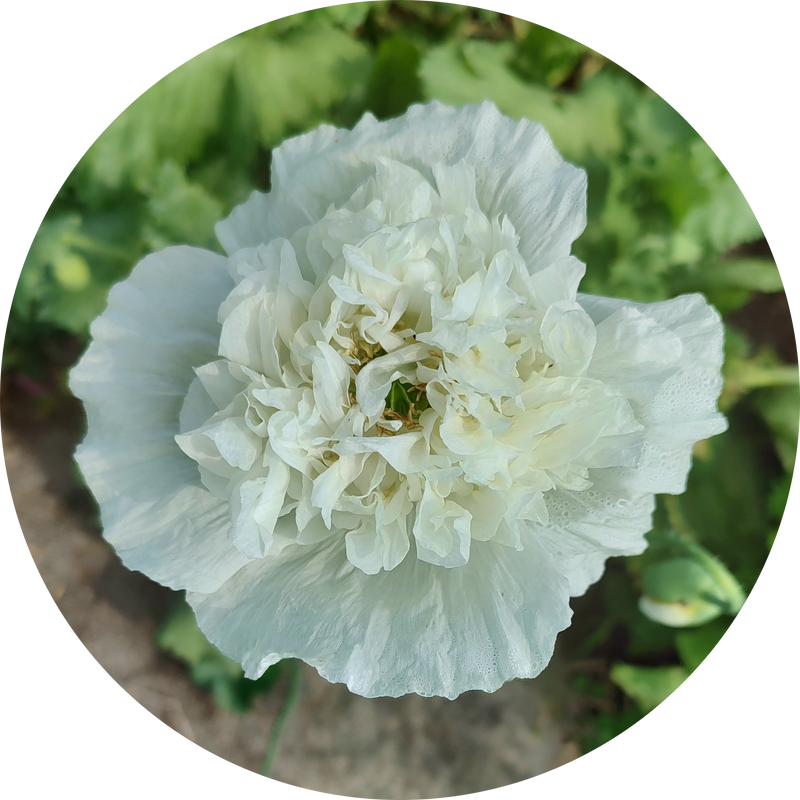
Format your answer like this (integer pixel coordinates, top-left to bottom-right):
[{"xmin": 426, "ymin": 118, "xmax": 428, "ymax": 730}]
[
  {"xmin": 538, "ymin": 292, "xmax": 727, "ymax": 597},
  {"xmin": 536, "ymin": 472, "xmax": 656, "ymax": 596},
  {"xmin": 188, "ymin": 534, "xmax": 571, "ymax": 700},
  {"xmin": 579, "ymin": 292, "xmax": 728, "ymax": 494},
  {"xmin": 69, "ymin": 247, "xmax": 250, "ymax": 593},
  {"xmin": 217, "ymin": 102, "xmax": 586, "ymax": 274},
  {"xmin": 589, "ymin": 306, "xmax": 683, "ymax": 404}
]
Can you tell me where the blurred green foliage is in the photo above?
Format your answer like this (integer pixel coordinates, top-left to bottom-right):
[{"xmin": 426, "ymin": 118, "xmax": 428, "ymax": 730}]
[
  {"xmin": 7, "ymin": 2, "xmax": 796, "ymax": 750},
  {"xmin": 158, "ymin": 595, "xmax": 283, "ymax": 713}
]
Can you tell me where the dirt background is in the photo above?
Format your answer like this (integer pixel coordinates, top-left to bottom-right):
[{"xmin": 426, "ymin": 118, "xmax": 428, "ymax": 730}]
[{"xmin": 3, "ymin": 399, "xmax": 581, "ymax": 799}]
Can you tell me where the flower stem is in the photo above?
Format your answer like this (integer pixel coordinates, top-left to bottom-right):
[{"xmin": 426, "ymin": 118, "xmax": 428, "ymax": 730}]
[{"xmin": 261, "ymin": 659, "xmax": 302, "ymax": 778}]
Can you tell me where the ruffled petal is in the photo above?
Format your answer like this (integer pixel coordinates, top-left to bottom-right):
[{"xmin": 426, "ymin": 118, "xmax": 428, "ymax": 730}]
[
  {"xmin": 413, "ymin": 483, "xmax": 472, "ymax": 567},
  {"xmin": 536, "ymin": 470, "xmax": 657, "ymax": 596},
  {"xmin": 589, "ymin": 306, "xmax": 683, "ymax": 404},
  {"xmin": 345, "ymin": 518, "xmax": 410, "ymax": 575},
  {"xmin": 528, "ymin": 256, "xmax": 586, "ymax": 307},
  {"xmin": 311, "ymin": 454, "xmax": 367, "ymax": 526},
  {"xmin": 187, "ymin": 533, "xmax": 572, "ymax": 700},
  {"xmin": 69, "ymin": 247, "xmax": 250, "ymax": 593},
  {"xmin": 579, "ymin": 292, "xmax": 728, "ymax": 494},
  {"xmin": 217, "ymin": 102, "xmax": 586, "ymax": 274},
  {"xmin": 336, "ymin": 432, "xmax": 430, "ymax": 475},
  {"xmin": 72, "ymin": 101, "xmax": 730, "ymax": 702},
  {"xmin": 539, "ymin": 301, "xmax": 596, "ymax": 377},
  {"xmin": 311, "ymin": 342, "xmax": 353, "ymax": 427},
  {"xmin": 229, "ymin": 455, "xmax": 292, "ymax": 558}
]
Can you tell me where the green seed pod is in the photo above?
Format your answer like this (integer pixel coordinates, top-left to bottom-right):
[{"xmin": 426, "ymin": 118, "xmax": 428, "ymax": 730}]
[{"xmin": 639, "ymin": 532, "xmax": 745, "ymax": 627}]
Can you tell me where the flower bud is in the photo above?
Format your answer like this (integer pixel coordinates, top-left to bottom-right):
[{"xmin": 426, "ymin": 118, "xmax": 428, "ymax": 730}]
[{"xmin": 639, "ymin": 532, "xmax": 744, "ymax": 627}]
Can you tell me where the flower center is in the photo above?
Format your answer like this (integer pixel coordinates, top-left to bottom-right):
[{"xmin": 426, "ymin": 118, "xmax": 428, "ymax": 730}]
[
  {"xmin": 175, "ymin": 155, "xmax": 648, "ymax": 574},
  {"xmin": 379, "ymin": 378, "xmax": 430, "ymax": 434}
]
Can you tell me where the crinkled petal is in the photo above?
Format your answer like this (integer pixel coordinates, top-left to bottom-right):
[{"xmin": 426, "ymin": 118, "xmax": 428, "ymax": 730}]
[
  {"xmin": 413, "ymin": 484, "xmax": 473, "ymax": 568},
  {"xmin": 345, "ymin": 519, "xmax": 410, "ymax": 575},
  {"xmin": 218, "ymin": 286, "xmax": 281, "ymax": 380},
  {"xmin": 311, "ymin": 342, "xmax": 353, "ymax": 427},
  {"xmin": 193, "ymin": 360, "xmax": 244, "ymax": 411},
  {"xmin": 589, "ymin": 306, "xmax": 683, "ymax": 404},
  {"xmin": 579, "ymin": 292, "xmax": 728, "ymax": 494},
  {"xmin": 336, "ymin": 432, "xmax": 430, "ymax": 475},
  {"xmin": 528, "ymin": 256, "xmax": 586, "ymax": 307},
  {"xmin": 217, "ymin": 102, "xmax": 586, "ymax": 274},
  {"xmin": 179, "ymin": 373, "xmax": 221, "ymax": 433},
  {"xmin": 311, "ymin": 454, "xmax": 367, "ymax": 526},
  {"xmin": 444, "ymin": 341, "xmax": 522, "ymax": 398},
  {"xmin": 188, "ymin": 416, "xmax": 261, "ymax": 472},
  {"xmin": 539, "ymin": 301, "xmax": 596, "ymax": 377},
  {"xmin": 535, "ymin": 470, "xmax": 656, "ymax": 596},
  {"xmin": 69, "ymin": 247, "xmax": 250, "ymax": 592},
  {"xmin": 229, "ymin": 458, "xmax": 292, "ymax": 559},
  {"xmin": 440, "ymin": 408, "xmax": 494, "ymax": 456},
  {"xmin": 187, "ymin": 533, "xmax": 571, "ymax": 699},
  {"xmin": 456, "ymin": 487, "xmax": 507, "ymax": 543}
]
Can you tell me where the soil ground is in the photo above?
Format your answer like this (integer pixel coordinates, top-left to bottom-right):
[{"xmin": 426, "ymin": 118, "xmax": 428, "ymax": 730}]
[{"xmin": 3, "ymin": 405, "xmax": 580, "ymax": 799}]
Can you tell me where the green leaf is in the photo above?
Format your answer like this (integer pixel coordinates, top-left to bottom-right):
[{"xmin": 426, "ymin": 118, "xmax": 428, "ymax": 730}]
[
  {"xmin": 259, "ymin": 2, "xmax": 376, "ymax": 35},
  {"xmin": 367, "ymin": 35, "xmax": 424, "ymax": 120},
  {"xmin": 650, "ymin": 148, "xmax": 710, "ymax": 226},
  {"xmin": 765, "ymin": 469, "xmax": 793, "ymax": 550},
  {"xmin": 752, "ymin": 384, "xmax": 800, "ymax": 471},
  {"xmin": 721, "ymin": 332, "xmax": 799, "ymax": 411},
  {"xmin": 15, "ymin": 215, "xmax": 83, "ymax": 318},
  {"xmin": 578, "ymin": 706, "xmax": 642, "ymax": 753},
  {"xmin": 767, "ymin": 471, "xmax": 794, "ymax": 524},
  {"xmin": 666, "ymin": 257, "xmax": 784, "ymax": 315},
  {"xmin": 158, "ymin": 596, "xmax": 217, "ymax": 666},
  {"xmin": 572, "ymin": 562, "xmax": 676, "ymax": 658},
  {"xmin": 420, "ymin": 40, "xmax": 626, "ymax": 162},
  {"xmin": 14, "ymin": 213, "xmax": 134, "ymax": 334},
  {"xmin": 512, "ymin": 23, "xmax": 588, "ymax": 88},
  {"xmin": 158, "ymin": 596, "xmax": 283, "ymax": 713},
  {"xmin": 680, "ymin": 257, "xmax": 782, "ymax": 294},
  {"xmin": 610, "ymin": 663, "xmax": 688, "ymax": 713},
  {"xmin": 52, "ymin": 252, "xmax": 91, "ymax": 291},
  {"xmin": 145, "ymin": 161, "xmax": 224, "ymax": 249},
  {"xmin": 80, "ymin": 39, "xmax": 240, "ymax": 191},
  {"xmin": 677, "ymin": 140, "xmax": 762, "ymax": 253},
  {"xmin": 628, "ymin": 92, "xmax": 696, "ymax": 157},
  {"xmin": 675, "ymin": 618, "xmax": 730, "ymax": 672},
  {"xmin": 234, "ymin": 27, "xmax": 370, "ymax": 147},
  {"xmin": 677, "ymin": 408, "xmax": 777, "ymax": 591},
  {"xmin": 37, "ymin": 282, "xmax": 112, "ymax": 334}
]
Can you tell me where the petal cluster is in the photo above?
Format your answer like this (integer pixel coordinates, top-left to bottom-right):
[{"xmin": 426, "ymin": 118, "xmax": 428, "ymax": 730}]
[{"xmin": 70, "ymin": 102, "xmax": 727, "ymax": 698}]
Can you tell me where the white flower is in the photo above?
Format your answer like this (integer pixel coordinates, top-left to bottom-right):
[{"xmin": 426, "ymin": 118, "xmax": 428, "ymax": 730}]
[{"xmin": 70, "ymin": 102, "xmax": 727, "ymax": 699}]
